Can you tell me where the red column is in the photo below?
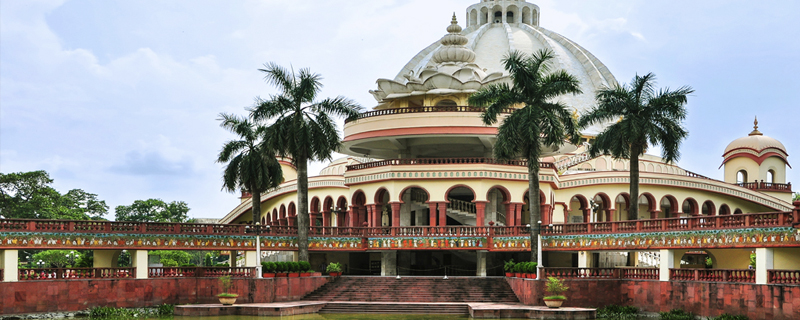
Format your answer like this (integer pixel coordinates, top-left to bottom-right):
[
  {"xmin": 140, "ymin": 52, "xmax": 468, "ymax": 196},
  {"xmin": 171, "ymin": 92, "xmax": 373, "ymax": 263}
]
[
  {"xmin": 429, "ymin": 202, "xmax": 438, "ymax": 226},
  {"xmin": 582, "ymin": 209, "xmax": 591, "ymax": 223},
  {"xmin": 607, "ymin": 208, "xmax": 616, "ymax": 222},
  {"xmin": 391, "ymin": 202, "xmax": 401, "ymax": 227},
  {"xmin": 542, "ymin": 204, "xmax": 552, "ymax": 225},
  {"xmin": 371, "ymin": 204, "xmax": 380, "ymax": 227},
  {"xmin": 310, "ymin": 211, "xmax": 318, "ymax": 227},
  {"xmin": 506, "ymin": 203, "xmax": 515, "ymax": 226},
  {"xmin": 650, "ymin": 210, "xmax": 661, "ymax": 219},
  {"xmin": 475, "ymin": 201, "xmax": 487, "ymax": 226},
  {"xmin": 322, "ymin": 210, "xmax": 331, "ymax": 227},
  {"xmin": 515, "ymin": 204, "xmax": 522, "ymax": 225},
  {"xmin": 366, "ymin": 205, "xmax": 373, "ymax": 227},
  {"xmin": 438, "ymin": 202, "xmax": 448, "ymax": 226}
]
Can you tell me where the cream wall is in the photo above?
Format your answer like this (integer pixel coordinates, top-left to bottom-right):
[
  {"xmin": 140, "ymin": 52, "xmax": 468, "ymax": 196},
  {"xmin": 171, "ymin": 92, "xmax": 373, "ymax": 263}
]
[
  {"xmin": 706, "ymin": 249, "xmax": 751, "ymax": 269},
  {"xmin": 724, "ymin": 157, "xmax": 761, "ymax": 184},
  {"xmin": 773, "ymin": 248, "xmax": 800, "ymax": 269}
]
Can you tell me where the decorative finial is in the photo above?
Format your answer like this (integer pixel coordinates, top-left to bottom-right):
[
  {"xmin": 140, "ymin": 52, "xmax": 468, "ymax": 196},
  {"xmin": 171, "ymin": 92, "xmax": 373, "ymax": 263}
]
[
  {"xmin": 432, "ymin": 14, "xmax": 475, "ymax": 64},
  {"xmin": 749, "ymin": 116, "xmax": 762, "ymax": 136}
]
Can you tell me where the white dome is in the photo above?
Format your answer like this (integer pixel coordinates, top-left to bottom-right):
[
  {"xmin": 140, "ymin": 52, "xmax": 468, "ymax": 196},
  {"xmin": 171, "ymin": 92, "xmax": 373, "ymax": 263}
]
[
  {"xmin": 722, "ymin": 118, "xmax": 788, "ymax": 165},
  {"xmin": 370, "ymin": 0, "xmax": 618, "ymax": 135}
]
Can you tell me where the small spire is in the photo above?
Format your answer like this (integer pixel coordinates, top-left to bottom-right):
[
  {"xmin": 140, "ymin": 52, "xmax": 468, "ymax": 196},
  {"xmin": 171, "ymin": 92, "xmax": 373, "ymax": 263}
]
[{"xmin": 749, "ymin": 116, "xmax": 762, "ymax": 136}]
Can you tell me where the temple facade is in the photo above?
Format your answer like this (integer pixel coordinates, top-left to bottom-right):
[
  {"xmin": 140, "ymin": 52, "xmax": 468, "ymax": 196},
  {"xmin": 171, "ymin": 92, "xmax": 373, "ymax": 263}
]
[{"xmin": 219, "ymin": 0, "xmax": 795, "ymax": 276}]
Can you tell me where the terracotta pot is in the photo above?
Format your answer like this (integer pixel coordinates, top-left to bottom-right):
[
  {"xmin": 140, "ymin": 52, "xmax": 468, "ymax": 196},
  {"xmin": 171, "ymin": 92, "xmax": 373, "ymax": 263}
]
[
  {"xmin": 262, "ymin": 273, "xmax": 275, "ymax": 278},
  {"xmin": 300, "ymin": 272, "xmax": 311, "ymax": 277},
  {"xmin": 329, "ymin": 272, "xmax": 339, "ymax": 277},
  {"xmin": 543, "ymin": 298, "xmax": 564, "ymax": 308},
  {"xmin": 288, "ymin": 273, "xmax": 300, "ymax": 278},
  {"xmin": 218, "ymin": 296, "xmax": 237, "ymax": 305},
  {"xmin": 276, "ymin": 273, "xmax": 288, "ymax": 277},
  {"xmin": 515, "ymin": 273, "xmax": 522, "ymax": 278},
  {"xmin": 505, "ymin": 272, "xmax": 513, "ymax": 277},
  {"xmin": 312, "ymin": 272, "xmax": 322, "ymax": 277}
]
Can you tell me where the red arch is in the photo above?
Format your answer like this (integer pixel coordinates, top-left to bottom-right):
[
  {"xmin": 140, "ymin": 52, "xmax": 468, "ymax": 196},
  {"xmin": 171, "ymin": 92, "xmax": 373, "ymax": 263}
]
[
  {"xmin": 615, "ymin": 193, "xmax": 631, "ymax": 210},
  {"xmin": 398, "ymin": 185, "xmax": 430, "ymax": 203},
  {"xmin": 279, "ymin": 204, "xmax": 287, "ymax": 220},
  {"xmin": 702, "ymin": 200, "xmax": 716, "ymax": 216},
  {"xmin": 374, "ymin": 188, "xmax": 390, "ymax": 204},
  {"xmin": 569, "ymin": 194, "xmax": 589, "ymax": 211},
  {"xmin": 719, "ymin": 204, "xmax": 731, "ymax": 215},
  {"xmin": 522, "ymin": 189, "xmax": 547, "ymax": 204},
  {"xmin": 682, "ymin": 198, "xmax": 699, "ymax": 215},
  {"xmin": 733, "ymin": 208, "xmax": 743, "ymax": 214},
  {"xmin": 486, "ymin": 185, "xmax": 512, "ymax": 203},
  {"xmin": 659, "ymin": 195, "xmax": 678, "ymax": 216},
  {"xmin": 310, "ymin": 197, "xmax": 321, "ymax": 213},
  {"xmin": 445, "ymin": 184, "xmax": 476, "ymax": 201},
  {"xmin": 288, "ymin": 202, "xmax": 296, "ymax": 217},
  {"xmin": 592, "ymin": 192, "xmax": 612, "ymax": 209},
  {"xmin": 271, "ymin": 208, "xmax": 278, "ymax": 225},
  {"xmin": 351, "ymin": 190, "xmax": 366, "ymax": 206}
]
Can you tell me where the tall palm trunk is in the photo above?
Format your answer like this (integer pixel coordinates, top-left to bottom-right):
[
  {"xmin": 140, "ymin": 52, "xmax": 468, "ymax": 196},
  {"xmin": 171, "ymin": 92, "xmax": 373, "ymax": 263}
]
[
  {"xmin": 629, "ymin": 147, "xmax": 640, "ymax": 221},
  {"xmin": 296, "ymin": 154, "xmax": 309, "ymax": 262},
  {"xmin": 528, "ymin": 159, "xmax": 541, "ymax": 263},
  {"xmin": 251, "ymin": 186, "xmax": 261, "ymax": 225}
]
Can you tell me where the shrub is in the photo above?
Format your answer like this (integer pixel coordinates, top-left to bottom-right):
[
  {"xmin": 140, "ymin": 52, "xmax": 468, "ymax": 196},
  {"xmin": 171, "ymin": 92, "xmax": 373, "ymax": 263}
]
[
  {"xmin": 527, "ymin": 262, "xmax": 538, "ymax": 273},
  {"xmin": 709, "ymin": 314, "xmax": 748, "ymax": 320},
  {"xmin": 544, "ymin": 277, "xmax": 568, "ymax": 300},
  {"xmin": 504, "ymin": 259, "xmax": 516, "ymax": 272},
  {"xmin": 289, "ymin": 262, "xmax": 299, "ymax": 273},
  {"xmin": 299, "ymin": 261, "xmax": 311, "ymax": 272},
  {"xmin": 326, "ymin": 262, "xmax": 342, "ymax": 273},
  {"xmin": 275, "ymin": 262, "xmax": 285, "ymax": 273},
  {"xmin": 659, "ymin": 309, "xmax": 695, "ymax": 320},
  {"xmin": 597, "ymin": 305, "xmax": 638, "ymax": 319},
  {"xmin": 218, "ymin": 275, "xmax": 237, "ymax": 297}
]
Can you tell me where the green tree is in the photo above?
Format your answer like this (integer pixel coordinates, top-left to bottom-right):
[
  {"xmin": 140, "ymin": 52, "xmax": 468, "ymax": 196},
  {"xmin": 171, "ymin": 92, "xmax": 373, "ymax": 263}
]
[
  {"xmin": 793, "ymin": 192, "xmax": 799, "ymax": 202},
  {"xmin": 217, "ymin": 113, "xmax": 283, "ymax": 227},
  {"xmin": 250, "ymin": 63, "xmax": 362, "ymax": 262},
  {"xmin": 114, "ymin": 199, "xmax": 190, "ymax": 222},
  {"xmin": 31, "ymin": 250, "xmax": 80, "ymax": 268},
  {"xmin": 468, "ymin": 50, "xmax": 582, "ymax": 263},
  {"xmin": 578, "ymin": 73, "xmax": 693, "ymax": 220},
  {"xmin": 151, "ymin": 250, "xmax": 191, "ymax": 266},
  {"xmin": 1, "ymin": 170, "xmax": 108, "ymax": 220}
]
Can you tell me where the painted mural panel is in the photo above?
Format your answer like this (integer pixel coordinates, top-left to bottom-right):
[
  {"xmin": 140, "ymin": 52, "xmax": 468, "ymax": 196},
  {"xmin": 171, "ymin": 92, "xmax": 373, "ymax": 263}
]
[
  {"xmin": 492, "ymin": 236, "xmax": 532, "ymax": 251},
  {"xmin": 367, "ymin": 237, "xmax": 488, "ymax": 250}
]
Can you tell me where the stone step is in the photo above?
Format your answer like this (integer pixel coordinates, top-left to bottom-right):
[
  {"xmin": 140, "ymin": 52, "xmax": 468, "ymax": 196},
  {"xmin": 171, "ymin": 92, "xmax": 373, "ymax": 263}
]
[
  {"xmin": 302, "ymin": 277, "xmax": 519, "ymax": 304},
  {"xmin": 319, "ymin": 303, "xmax": 469, "ymax": 315}
]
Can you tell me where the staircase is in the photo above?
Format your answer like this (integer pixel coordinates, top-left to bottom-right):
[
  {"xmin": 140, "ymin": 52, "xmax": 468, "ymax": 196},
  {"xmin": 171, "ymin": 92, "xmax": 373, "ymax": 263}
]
[
  {"xmin": 303, "ymin": 276, "xmax": 519, "ymax": 303},
  {"xmin": 318, "ymin": 302, "xmax": 469, "ymax": 315}
]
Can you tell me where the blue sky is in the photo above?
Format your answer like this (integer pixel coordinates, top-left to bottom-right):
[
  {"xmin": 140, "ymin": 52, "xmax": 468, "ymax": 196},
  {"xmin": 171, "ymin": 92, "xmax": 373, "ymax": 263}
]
[{"xmin": 2, "ymin": 0, "xmax": 798, "ymax": 220}]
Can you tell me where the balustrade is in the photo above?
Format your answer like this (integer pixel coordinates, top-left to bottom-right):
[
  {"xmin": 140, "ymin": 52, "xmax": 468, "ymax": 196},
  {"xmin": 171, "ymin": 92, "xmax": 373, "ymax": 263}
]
[
  {"xmin": 543, "ymin": 267, "xmax": 618, "ymax": 279},
  {"xmin": 345, "ymin": 157, "xmax": 552, "ymax": 171},
  {"xmin": 344, "ymin": 105, "xmax": 513, "ymax": 124},
  {"xmin": 147, "ymin": 266, "xmax": 254, "ymax": 278},
  {"xmin": 669, "ymin": 268, "xmax": 754, "ymax": 283},
  {"xmin": 620, "ymin": 268, "xmax": 659, "ymax": 280},
  {"xmin": 736, "ymin": 181, "xmax": 792, "ymax": 192},
  {"xmin": 768, "ymin": 269, "xmax": 800, "ymax": 284},
  {"xmin": 447, "ymin": 198, "xmax": 476, "ymax": 214},
  {"xmin": 17, "ymin": 267, "xmax": 134, "ymax": 280}
]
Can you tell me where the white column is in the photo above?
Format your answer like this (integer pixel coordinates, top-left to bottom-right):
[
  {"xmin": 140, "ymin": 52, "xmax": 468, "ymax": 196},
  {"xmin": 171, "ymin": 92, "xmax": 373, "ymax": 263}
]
[
  {"xmin": 244, "ymin": 251, "xmax": 259, "ymax": 267},
  {"xmin": 578, "ymin": 251, "xmax": 591, "ymax": 268},
  {"xmin": 381, "ymin": 251, "xmax": 397, "ymax": 276},
  {"xmin": 755, "ymin": 247, "xmax": 774, "ymax": 285},
  {"xmin": 1, "ymin": 250, "xmax": 19, "ymax": 282},
  {"xmin": 659, "ymin": 249, "xmax": 675, "ymax": 281},
  {"xmin": 476, "ymin": 251, "xmax": 487, "ymax": 277},
  {"xmin": 401, "ymin": 193, "xmax": 412, "ymax": 226},
  {"xmin": 130, "ymin": 250, "xmax": 149, "ymax": 279}
]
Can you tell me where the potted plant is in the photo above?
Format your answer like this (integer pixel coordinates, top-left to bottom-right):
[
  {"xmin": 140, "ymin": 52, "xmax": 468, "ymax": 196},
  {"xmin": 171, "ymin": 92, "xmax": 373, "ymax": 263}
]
[
  {"xmin": 217, "ymin": 275, "xmax": 238, "ymax": 305},
  {"xmin": 504, "ymin": 259, "xmax": 515, "ymax": 277},
  {"xmin": 275, "ymin": 262, "xmax": 288, "ymax": 277},
  {"xmin": 543, "ymin": 277, "xmax": 568, "ymax": 308},
  {"xmin": 262, "ymin": 262, "xmax": 276, "ymax": 278},
  {"xmin": 299, "ymin": 261, "xmax": 311, "ymax": 277},
  {"xmin": 513, "ymin": 262, "xmax": 523, "ymax": 278},
  {"xmin": 527, "ymin": 262, "xmax": 538, "ymax": 279},
  {"xmin": 326, "ymin": 262, "xmax": 342, "ymax": 277},
  {"xmin": 288, "ymin": 262, "xmax": 300, "ymax": 278}
]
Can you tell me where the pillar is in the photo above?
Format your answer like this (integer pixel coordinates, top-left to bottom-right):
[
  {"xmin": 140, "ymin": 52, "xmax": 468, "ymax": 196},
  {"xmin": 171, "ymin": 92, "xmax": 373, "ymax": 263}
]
[
  {"xmin": 506, "ymin": 203, "xmax": 516, "ymax": 226},
  {"xmin": 365, "ymin": 205, "xmax": 373, "ymax": 227},
  {"xmin": 244, "ymin": 251, "xmax": 259, "ymax": 267},
  {"xmin": 381, "ymin": 251, "xmax": 397, "ymax": 276},
  {"xmin": 515, "ymin": 203, "xmax": 522, "ymax": 225},
  {"xmin": 582, "ymin": 209, "xmax": 591, "ymax": 223},
  {"xmin": 476, "ymin": 251, "xmax": 487, "ymax": 277},
  {"xmin": 650, "ymin": 210, "xmax": 661, "ymax": 219},
  {"xmin": 429, "ymin": 202, "xmax": 438, "ymax": 226},
  {"xmin": 755, "ymin": 247, "xmax": 774, "ymax": 284},
  {"xmin": 391, "ymin": 202, "xmax": 401, "ymax": 227},
  {"xmin": 322, "ymin": 209, "xmax": 331, "ymax": 227},
  {"xmin": 659, "ymin": 249, "xmax": 675, "ymax": 281},
  {"xmin": 310, "ymin": 211, "xmax": 318, "ymax": 227},
  {"xmin": 578, "ymin": 251, "xmax": 592, "ymax": 268},
  {"xmin": 438, "ymin": 202, "xmax": 448, "ymax": 226},
  {"xmin": 542, "ymin": 204, "xmax": 552, "ymax": 225},
  {"xmin": 130, "ymin": 250, "xmax": 149, "ymax": 279},
  {"xmin": 475, "ymin": 201, "xmax": 487, "ymax": 226},
  {"xmin": 1, "ymin": 250, "xmax": 19, "ymax": 282},
  {"xmin": 606, "ymin": 208, "xmax": 615, "ymax": 222}
]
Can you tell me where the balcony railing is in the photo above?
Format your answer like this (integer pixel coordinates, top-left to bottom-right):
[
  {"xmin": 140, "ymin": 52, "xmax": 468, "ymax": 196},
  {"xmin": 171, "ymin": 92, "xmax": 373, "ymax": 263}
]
[
  {"xmin": 344, "ymin": 106, "xmax": 513, "ymax": 124},
  {"xmin": 148, "ymin": 267, "xmax": 255, "ymax": 278},
  {"xmin": 346, "ymin": 157, "xmax": 554, "ymax": 171},
  {"xmin": 620, "ymin": 267, "xmax": 660, "ymax": 280},
  {"xmin": 18, "ymin": 267, "xmax": 134, "ymax": 280},
  {"xmin": 736, "ymin": 181, "xmax": 792, "ymax": 192},
  {"xmin": 543, "ymin": 267, "xmax": 619, "ymax": 279},
  {"xmin": 542, "ymin": 211, "xmax": 795, "ymax": 236},
  {"xmin": 768, "ymin": 269, "xmax": 800, "ymax": 284},
  {"xmin": 669, "ymin": 268, "xmax": 755, "ymax": 283}
]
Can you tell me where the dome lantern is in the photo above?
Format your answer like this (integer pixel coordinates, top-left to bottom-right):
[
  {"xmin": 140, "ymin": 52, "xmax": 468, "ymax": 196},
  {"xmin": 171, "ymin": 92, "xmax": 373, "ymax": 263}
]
[{"xmin": 722, "ymin": 117, "xmax": 790, "ymax": 187}]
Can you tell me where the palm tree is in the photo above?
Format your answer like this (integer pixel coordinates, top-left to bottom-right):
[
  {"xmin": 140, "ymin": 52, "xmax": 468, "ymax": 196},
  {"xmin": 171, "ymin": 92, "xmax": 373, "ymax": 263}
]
[
  {"xmin": 250, "ymin": 62, "xmax": 362, "ymax": 262},
  {"xmin": 468, "ymin": 49, "xmax": 582, "ymax": 263},
  {"xmin": 578, "ymin": 72, "xmax": 693, "ymax": 221},
  {"xmin": 217, "ymin": 113, "xmax": 283, "ymax": 228}
]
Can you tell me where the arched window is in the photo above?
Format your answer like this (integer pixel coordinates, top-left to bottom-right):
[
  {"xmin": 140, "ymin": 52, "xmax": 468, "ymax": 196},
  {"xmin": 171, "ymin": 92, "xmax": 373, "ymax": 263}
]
[
  {"xmin": 736, "ymin": 170, "xmax": 747, "ymax": 184},
  {"xmin": 766, "ymin": 170, "xmax": 775, "ymax": 183},
  {"xmin": 494, "ymin": 11, "xmax": 502, "ymax": 23}
]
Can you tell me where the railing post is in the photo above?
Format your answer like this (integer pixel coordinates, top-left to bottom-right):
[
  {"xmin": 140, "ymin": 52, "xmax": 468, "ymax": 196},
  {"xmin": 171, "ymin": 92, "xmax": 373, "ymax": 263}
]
[{"xmin": 694, "ymin": 269, "xmax": 700, "ymax": 281}]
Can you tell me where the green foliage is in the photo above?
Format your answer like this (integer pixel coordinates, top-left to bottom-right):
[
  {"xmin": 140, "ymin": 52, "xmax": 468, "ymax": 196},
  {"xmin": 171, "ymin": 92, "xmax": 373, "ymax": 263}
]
[
  {"xmin": 204, "ymin": 253, "xmax": 213, "ymax": 267},
  {"xmin": 160, "ymin": 258, "xmax": 178, "ymax": 267},
  {"xmin": 578, "ymin": 73, "xmax": 693, "ymax": 220},
  {"xmin": 118, "ymin": 250, "xmax": 131, "ymax": 267},
  {"xmin": 793, "ymin": 192, "xmax": 799, "ymax": 202},
  {"xmin": 504, "ymin": 259, "xmax": 516, "ymax": 272},
  {"xmin": 114, "ymin": 198, "xmax": 190, "ymax": 223},
  {"xmin": 89, "ymin": 304, "xmax": 173, "ymax": 319},
  {"xmin": 544, "ymin": 277, "xmax": 569, "ymax": 299},
  {"xmin": 31, "ymin": 250, "xmax": 79, "ymax": 268},
  {"xmin": 74, "ymin": 252, "xmax": 93, "ymax": 268},
  {"xmin": 749, "ymin": 252, "xmax": 756, "ymax": 269},
  {"xmin": 249, "ymin": 62, "xmax": 364, "ymax": 262},
  {"xmin": 708, "ymin": 314, "xmax": 748, "ymax": 320},
  {"xmin": 705, "ymin": 256, "xmax": 713, "ymax": 268},
  {"xmin": 597, "ymin": 305, "xmax": 639, "ymax": 319},
  {"xmin": 299, "ymin": 261, "xmax": 311, "ymax": 272},
  {"xmin": 1, "ymin": 170, "xmax": 108, "ymax": 220},
  {"xmin": 326, "ymin": 262, "xmax": 342, "ymax": 273},
  {"xmin": 150, "ymin": 250, "xmax": 191, "ymax": 266},
  {"xmin": 218, "ymin": 275, "xmax": 234, "ymax": 295},
  {"xmin": 659, "ymin": 309, "xmax": 695, "ymax": 320}
]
